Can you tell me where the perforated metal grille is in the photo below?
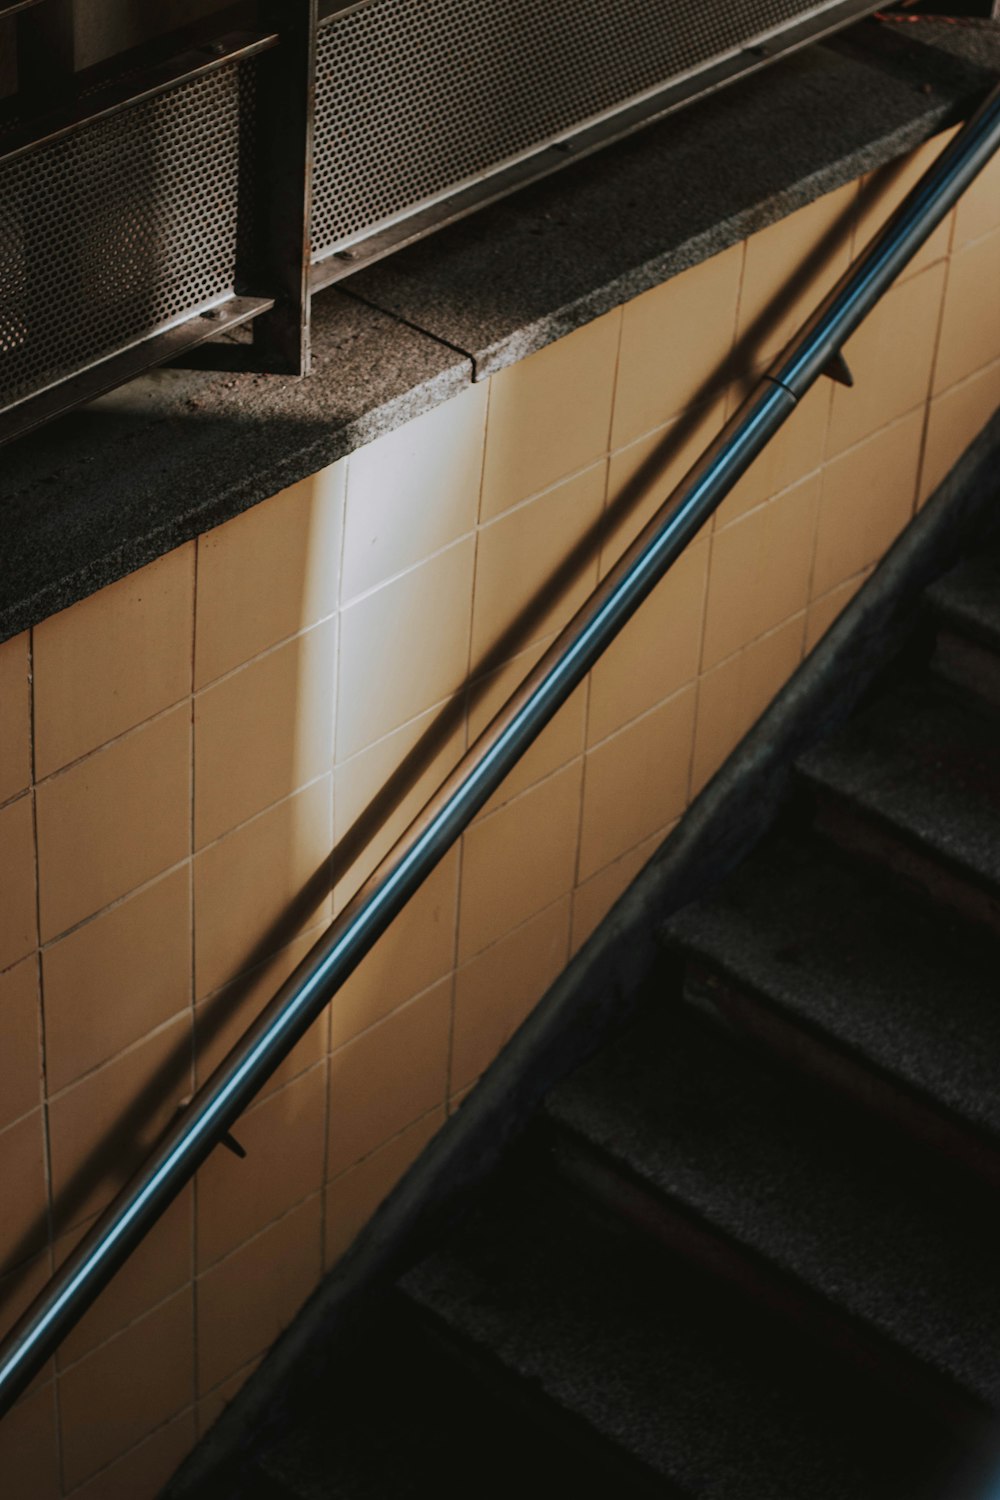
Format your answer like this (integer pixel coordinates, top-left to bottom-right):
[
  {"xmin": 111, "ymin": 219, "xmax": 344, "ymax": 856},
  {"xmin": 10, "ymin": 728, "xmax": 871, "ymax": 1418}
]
[
  {"xmin": 314, "ymin": 0, "xmax": 848, "ymax": 257},
  {"xmin": 0, "ymin": 59, "xmax": 255, "ymax": 411}
]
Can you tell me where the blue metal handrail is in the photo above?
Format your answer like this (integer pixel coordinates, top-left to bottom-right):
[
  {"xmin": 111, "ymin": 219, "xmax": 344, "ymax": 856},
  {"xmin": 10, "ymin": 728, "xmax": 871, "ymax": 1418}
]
[{"xmin": 1, "ymin": 75, "xmax": 998, "ymax": 1419}]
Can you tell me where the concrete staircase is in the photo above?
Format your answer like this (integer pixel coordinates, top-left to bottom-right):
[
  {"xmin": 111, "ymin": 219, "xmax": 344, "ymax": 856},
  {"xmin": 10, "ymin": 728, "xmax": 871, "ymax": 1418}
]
[{"xmin": 233, "ymin": 524, "xmax": 1000, "ymax": 1499}]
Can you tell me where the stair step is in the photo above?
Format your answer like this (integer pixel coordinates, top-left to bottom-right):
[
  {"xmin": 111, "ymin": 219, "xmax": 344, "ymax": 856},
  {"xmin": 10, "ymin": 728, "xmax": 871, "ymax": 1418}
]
[
  {"xmin": 927, "ymin": 536, "xmax": 1000, "ymax": 658},
  {"xmin": 254, "ymin": 1293, "xmax": 662, "ymax": 1499},
  {"xmin": 661, "ymin": 832, "xmax": 1000, "ymax": 1171},
  {"xmin": 399, "ymin": 1170, "xmax": 978, "ymax": 1500},
  {"xmin": 796, "ymin": 680, "xmax": 1000, "ymax": 932},
  {"xmin": 926, "ymin": 537, "xmax": 1000, "ymax": 708},
  {"xmin": 544, "ymin": 996, "xmax": 1000, "ymax": 1417}
]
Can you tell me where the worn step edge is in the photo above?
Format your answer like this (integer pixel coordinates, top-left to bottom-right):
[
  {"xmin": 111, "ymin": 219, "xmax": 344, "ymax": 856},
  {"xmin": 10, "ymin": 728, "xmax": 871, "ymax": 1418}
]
[{"xmin": 930, "ymin": 626, "xmax": 1000, "ymax": 711}]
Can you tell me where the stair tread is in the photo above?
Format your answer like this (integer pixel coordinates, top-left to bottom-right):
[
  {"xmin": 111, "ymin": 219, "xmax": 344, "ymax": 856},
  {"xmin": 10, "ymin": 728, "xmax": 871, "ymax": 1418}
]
[
  {"xmin": 662, "ymin": 832, "xmax": 1000, "ymax": 1143},
  {"xmin": 401, "ymin": 1173, "xmax": 967, "ymax": 1500},
  {"xmin": 796, "ymin": 679, "xmax": 1000, "ymax": 891},
  {"xmin": 546, "ymin": 997, "xmax": 1000, "ymax": 1407},
  {"xmin": 926, "ymin": 535, "xmax": 1000, "ymax": 652}
]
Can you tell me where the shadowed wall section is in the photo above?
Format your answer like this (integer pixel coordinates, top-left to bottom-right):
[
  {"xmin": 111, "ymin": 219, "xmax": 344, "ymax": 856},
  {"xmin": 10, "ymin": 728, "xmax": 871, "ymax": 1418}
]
[{"xmin": 0, "ymin": 123, "xmax": 997, "ymax": 1498}]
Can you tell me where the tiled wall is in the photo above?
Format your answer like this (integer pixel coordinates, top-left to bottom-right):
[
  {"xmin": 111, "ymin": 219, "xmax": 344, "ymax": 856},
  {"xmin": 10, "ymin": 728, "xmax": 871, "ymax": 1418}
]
[{"xmin": 1, "ymin": 126, "xmax": 998, "ymax": 1499}]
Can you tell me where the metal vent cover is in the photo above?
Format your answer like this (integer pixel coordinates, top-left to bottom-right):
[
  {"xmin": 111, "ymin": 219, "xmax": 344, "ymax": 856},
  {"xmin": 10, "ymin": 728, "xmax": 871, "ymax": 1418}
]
[
  {"xmin": 0, "ymin": 57, "xmax": 256, "ymax": 415},
  {"xmin": 313, "ymin": 0, "xmax": 871, "ymax": 262}
]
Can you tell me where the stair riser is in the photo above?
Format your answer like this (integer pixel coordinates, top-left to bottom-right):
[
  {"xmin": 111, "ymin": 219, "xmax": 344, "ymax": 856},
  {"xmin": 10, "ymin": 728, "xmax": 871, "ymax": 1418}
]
[
  {"xmin": 805, "ymin": 787, "xmax": 1000, "ymax": 939},
  {"xmin": 931, "ymin": 628, "xmax": 1000, "ymax": 713},
  {"xmin": 681, "ymin": 961, "xmax": 1000, "ymax": 1191},
  {"xmin": 541, "ymin": 1123, "xmax": 991, "ymax": 1438}
]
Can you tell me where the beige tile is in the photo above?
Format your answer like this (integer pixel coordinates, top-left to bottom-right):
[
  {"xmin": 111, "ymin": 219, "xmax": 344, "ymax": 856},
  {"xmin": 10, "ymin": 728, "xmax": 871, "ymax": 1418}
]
[
  {"xmin": 953, "ymin": 141, "xmax": 1000, "ymax": 249},
  {"xmin": 853, "ymin": 130, "xmax": 957, "ymax": 284},
  {"xmin": 919, "ymin": 358, "xmax": 1000, "ymax": 506},
  {"xmin": 195, "ymin": 619, "xmax": 336, "ymax": 848},
  {"xmin": 805, "ymin": 571, "xmax": 870, "ymax": 655},
  {"xmin": 471, "ymin": 462, "xmax": 606, "ymax": 668},
  {"xmin": 330, "ymin": 849, "xmax": 459, "ymax": 1050},
  {"xmin": 197, "ymin": 1195, "xmax": 321, "ymax": 1394},
  {"xmin": 467, "ymin": 638, "xmax": 587, "ymax": 819},
  {"xmin": 715, "ymin": 376, "xmax": 830, "ymax": 528},
  {"xmin": 579, "ymin": 686, "xmax": 695, "ymax": 882},
  {"xmin": 196, "ymin": 1063, "xmax": 326, "ymax": 1271},
  {"xmin": 58, "ymin": 1285, "xmax": 194, "ymax": 1490},
  {"xmin": 333, "ymin": 699, "xmax": 466, "ymax": 903},
  {"xmin": 691, "ymin": 615, "xmax": 804, "ymax": 796},
  {"xmin": 588, "ymin": 537, "xmax": 707, "ymax": 748},
  {"xmin": 814, "ymin": 410, "xmax": 923, "ymax": 600},
  {"xmin": 197, "ymin": 1356, "xmax": 261, "ymax": 1438},
  {"xmin": 324, "ymin": 1107, "xmax": 443, "ymax": 1270},
  {"xmin": 194, "ymin": 776, "xmax": 333, "ymax": 1000},
  {"xmin": 196, "ymin": 464, "xmax": 345, "ymax": 689},
  {"xmin": 602, "ymin": 394, "xmax": 728, "ymax": 573},
  {"xmin": 571, "ymin": 826, "xmax": 674, "ymax": 955},
  {"xmin": 57, "ymin": 1188, "xmax": 193, "ymax": 1369},
  {"xmin": 34, "ymin": 546, "xmax": 194, "ymax": 780},
  {"xmin": 48, "ymin": 1013, "xmax": 191, "ymax": 1235},
  {"xmin": 0, "ymin": 957, "xmax": 40, "ymax": 1130},
  {"xmin": 0, "ymin": 631, "xmax": 30, "ymax": 805},
  {"xmin": 458, "ymin": 759, "xmax": 583, "ymax": 962},
  {"xmin": 452, "ymin": 897, "xmax": 570, "ymax": 1093},
  {"xmin": 613, "ymin": 246, "xmax": 743, "ymax": 447},
  {"xmin": 481, "ymin": 312, "xmax": 621, "ymax": 520},
  {"xmin": 327, "ymin": 978, "xmax": 450, "ymax": 1179},
  {"xmin": 70, "ymin": 1409, "xmax": 196, "ymax": 1500},
  {"xmin": 702, "ymin": 474, "xmax": 821, "ymax": 672},
  {"xmin": 343, "ymin": 383, "xmax": 486, "ymax": 602},
  {"xmin": 0, "ymin": 1381, "xmax": 59, "ymax": 1500},
  {"xmin": 0, "ymin": 793, "xmax": 37, "ymax": 971},
  {"xmin": 336, "ymin": 536, "xmax": 475, "ymax": 761},
  {"xmin": 736, "ymin": 184, "xmax": 856, "ymax": 369},
  {"xmin": 0, "ymin": 1110, "xmax": 48, "ymax": 1276},
  {"xmin": 36, "ymin": 705, "xmax": 190, "ymax": 943},
  {"xmin": 933, "ymin": 229, "xmax": 1000, "ymax": 396},
  {"xmin": 42, "ymin": 866, "xmax": 191, "ymax": 1095},
  {"xmin": 826, "ymin": 262, "xmax": 947, "ymax": 459},
  {"xmin": 195, "ymin": 924, "xmax": 329, "ymax": 1105}
]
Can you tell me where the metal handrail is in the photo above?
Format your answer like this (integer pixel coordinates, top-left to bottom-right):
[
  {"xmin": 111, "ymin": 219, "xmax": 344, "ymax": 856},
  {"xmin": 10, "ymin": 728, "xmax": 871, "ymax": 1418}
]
[{"xmin": 2, "ymin": 76, "xmax": 998, "ymax": 1419}]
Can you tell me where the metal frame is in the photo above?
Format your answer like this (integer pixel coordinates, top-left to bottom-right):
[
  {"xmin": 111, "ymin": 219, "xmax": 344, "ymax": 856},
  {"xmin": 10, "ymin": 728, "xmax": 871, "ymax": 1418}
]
[
  {"xmin": 309, "ymin": 0, "xmax": 881, "ymax": 288},
  {"xmin": 236, "ymin": 0, "xmax": 317, "ymax": 375},
  {"xmin": 1, "ymin": 74, "xmax": 997, "ymax": 1419},
  {"xmin": 0, "ymin": 23, "xmax": 280, "ymax": 446}
]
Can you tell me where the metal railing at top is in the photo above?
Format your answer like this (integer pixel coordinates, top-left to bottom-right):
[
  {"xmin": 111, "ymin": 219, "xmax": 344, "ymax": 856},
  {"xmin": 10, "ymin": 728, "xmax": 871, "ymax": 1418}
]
[{"xmin": 1, "ymin": 73, "xmax": 999, "ymax": 1422}]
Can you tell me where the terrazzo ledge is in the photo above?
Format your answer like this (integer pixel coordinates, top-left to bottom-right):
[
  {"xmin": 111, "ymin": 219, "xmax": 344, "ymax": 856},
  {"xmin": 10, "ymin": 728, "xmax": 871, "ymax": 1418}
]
[{"xmin": 0, "ymin": 19, "xmax": 996, "ymax": 646}]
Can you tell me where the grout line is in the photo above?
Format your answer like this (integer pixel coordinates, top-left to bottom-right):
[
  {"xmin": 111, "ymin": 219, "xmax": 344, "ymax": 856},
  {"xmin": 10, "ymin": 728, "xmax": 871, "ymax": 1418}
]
[
  {"xmin": 60, "ymin": 1401, "xmax": 196, "ymax": 1498},
  {"xmin": 45, "ymin": 1007, "xmax": 191, "ymax": 1106},
  {"xmin": 24, "ymin": 622, "xmax": 66, "ymax": 1492},
  {"xmin": 320, "ymin": 469, "xmax": 348, "ymax": 1271},
  {"xmin": 325, "ymin": 1103, "xmax": 444, "ymax": 1189},
  {"xmin": 338, "ymin": 526, "xmax": 478, "ymax": 618},
  {"xmin": 914, "ymin": 244, "xmax": 955, "ymax": 514},
  {"xmin": 32, "ymin": 695, "xmax": 191, "ymax": 792},
  {"xmin": 193, "ymin": 610, "xmax": 339, "ymax": 700},
  {"xmin": 188, "ymin": 537, "xmax": 200, "ymax": 1417},
  {"xmin": 800, "ymin": 359, "xmax": 835, "ymax": 656},
  {"xmin": 196, "ymin": 1187, "xmax": 324, "ymax": 1286},
  {"xmin": 54, "ymin": 1277, "xmax": 192, "ymax": 1381}
]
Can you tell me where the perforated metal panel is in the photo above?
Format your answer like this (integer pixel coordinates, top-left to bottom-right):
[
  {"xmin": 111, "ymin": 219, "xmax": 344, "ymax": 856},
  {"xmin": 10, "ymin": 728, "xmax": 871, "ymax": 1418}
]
[
  {"xmin": 0, "ymin": 58, "xmax": 256, "ymax": 413},
  {"xmin": 313, "ymin": 0, "xmax": 864, "ymax": 259}
]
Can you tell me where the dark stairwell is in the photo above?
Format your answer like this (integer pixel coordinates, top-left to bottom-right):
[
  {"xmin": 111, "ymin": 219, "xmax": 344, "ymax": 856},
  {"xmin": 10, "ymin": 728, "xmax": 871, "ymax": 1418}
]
[{"xmin": 168, "ymin": 457, "xmax": 1000, "ymax": 1498}]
